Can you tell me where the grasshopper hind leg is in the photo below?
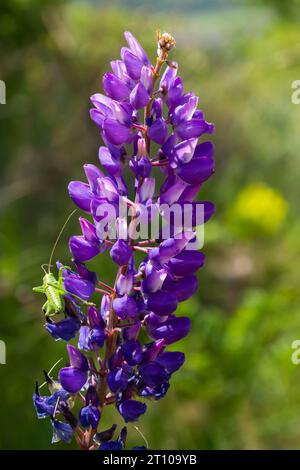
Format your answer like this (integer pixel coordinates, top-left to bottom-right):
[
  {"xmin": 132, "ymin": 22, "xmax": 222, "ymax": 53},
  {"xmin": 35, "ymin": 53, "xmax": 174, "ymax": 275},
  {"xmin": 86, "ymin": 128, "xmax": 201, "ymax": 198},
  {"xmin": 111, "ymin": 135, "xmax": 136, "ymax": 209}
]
[{"xmin": 42, "ymin": 300, "xmax": 56, "ymax": 318}]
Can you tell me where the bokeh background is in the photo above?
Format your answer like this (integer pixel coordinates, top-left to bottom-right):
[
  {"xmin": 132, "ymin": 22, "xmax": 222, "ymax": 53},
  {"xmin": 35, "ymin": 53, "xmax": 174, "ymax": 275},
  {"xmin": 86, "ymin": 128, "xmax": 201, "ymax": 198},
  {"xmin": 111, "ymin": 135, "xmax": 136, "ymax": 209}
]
[{"xmin": 1, "ymin": 0, "xmax": 300, "ymax": 450}]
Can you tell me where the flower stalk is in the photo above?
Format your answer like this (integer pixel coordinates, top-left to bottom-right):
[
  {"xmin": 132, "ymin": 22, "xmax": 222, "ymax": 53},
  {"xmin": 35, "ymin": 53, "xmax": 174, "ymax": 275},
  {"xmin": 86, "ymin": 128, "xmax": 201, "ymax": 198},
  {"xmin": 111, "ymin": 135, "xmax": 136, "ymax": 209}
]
[{"xmin": 33, "ymin": 30, "xmax": 215, "ymax": 450}]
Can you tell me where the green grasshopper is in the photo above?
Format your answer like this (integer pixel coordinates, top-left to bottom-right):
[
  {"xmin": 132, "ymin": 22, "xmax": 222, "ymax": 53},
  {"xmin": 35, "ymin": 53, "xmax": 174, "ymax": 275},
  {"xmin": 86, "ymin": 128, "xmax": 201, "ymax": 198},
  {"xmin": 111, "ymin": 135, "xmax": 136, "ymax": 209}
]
[{"xmin": 33, "ymin": 210, "xmax": 95, "ymax": 317}]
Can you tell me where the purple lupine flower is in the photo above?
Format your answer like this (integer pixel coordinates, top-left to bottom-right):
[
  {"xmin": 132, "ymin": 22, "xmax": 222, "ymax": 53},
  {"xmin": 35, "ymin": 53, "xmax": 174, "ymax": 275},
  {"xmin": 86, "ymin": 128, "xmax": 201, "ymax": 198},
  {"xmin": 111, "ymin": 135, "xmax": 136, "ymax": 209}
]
[
  {"xmin": 33, "ymin": 30, "xmax": 215, "ymax": 449},
  {"xmin": 112, "ymin": 294, "xmax": 137, "ymax": 319},
  {"xmin": 149, "ymin": 316, "xmax": 191, "ymax": 344},
  {"xmin": 117, "ymin": 399, "xmax": 147, "ymax": 422},
  {"xmin": 45, "ymin": 317, "xmax": 81, "ymax": 341},
  {"xmin": 107, "ymin": 363, "xmax": 134, "ymax": 393},
  {"xmin": 156, "ymin": 351, "xmax": 185, "ymax": 373},
  {"xmin": 51, "ymin": 420, "xmax": 73, "ymax": 444},
  {"xmin": 144, "ymin": 290, "xmax": 178, "ymax": 316},
  {"xmin": 95, "ymin": 425, "xmax": 127, "ymax": 450},
  {"xmin": 59, "ymin": 345, "xmax": 89, "ymax": 393},
  {"xmin": 167, "ymin": 250, "xmax": 205, "ymax": 276},
  {"xmin": 79, "ymin": 405, "xmax": 101, "ymax": 429},
  {"xmin": 60, "ymin": 261, "xmax": 97, "ymax": 301},
  {"xmin": 110, "ymin": 240, "xmax": 132, "ymax": 266}
]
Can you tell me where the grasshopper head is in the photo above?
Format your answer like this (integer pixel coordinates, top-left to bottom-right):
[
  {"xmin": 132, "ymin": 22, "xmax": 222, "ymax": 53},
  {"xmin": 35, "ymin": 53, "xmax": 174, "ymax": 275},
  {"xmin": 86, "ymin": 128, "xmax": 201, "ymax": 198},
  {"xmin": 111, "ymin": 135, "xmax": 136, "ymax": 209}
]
[{"xmin": 45, "ymin": 272, "xmax": 57, "ymax": 284}]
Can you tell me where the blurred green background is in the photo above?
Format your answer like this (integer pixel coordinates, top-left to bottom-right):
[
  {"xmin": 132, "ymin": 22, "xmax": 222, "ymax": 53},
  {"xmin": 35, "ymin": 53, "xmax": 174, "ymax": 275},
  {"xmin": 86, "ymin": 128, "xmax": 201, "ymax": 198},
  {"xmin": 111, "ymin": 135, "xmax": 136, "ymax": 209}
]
[{"xmin": 1, "ymin": 0, "xmax": 300, "ymax": 450}]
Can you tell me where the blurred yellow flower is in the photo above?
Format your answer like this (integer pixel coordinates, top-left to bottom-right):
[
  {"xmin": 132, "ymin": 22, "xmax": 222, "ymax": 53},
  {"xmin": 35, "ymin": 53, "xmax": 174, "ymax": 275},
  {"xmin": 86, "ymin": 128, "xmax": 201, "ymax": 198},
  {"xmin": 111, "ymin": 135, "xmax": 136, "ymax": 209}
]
[{"xmin": 229, "ymin": 183, "xmax": 288, "ymax": 237}]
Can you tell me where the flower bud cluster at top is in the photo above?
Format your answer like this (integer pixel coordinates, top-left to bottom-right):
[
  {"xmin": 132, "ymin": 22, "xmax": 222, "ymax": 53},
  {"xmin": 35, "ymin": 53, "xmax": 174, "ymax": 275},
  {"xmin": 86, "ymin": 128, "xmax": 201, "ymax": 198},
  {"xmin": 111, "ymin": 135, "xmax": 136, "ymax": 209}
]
[{"xmin": 33, "ymin": 31, "xmax": 215, "ymax": 450}]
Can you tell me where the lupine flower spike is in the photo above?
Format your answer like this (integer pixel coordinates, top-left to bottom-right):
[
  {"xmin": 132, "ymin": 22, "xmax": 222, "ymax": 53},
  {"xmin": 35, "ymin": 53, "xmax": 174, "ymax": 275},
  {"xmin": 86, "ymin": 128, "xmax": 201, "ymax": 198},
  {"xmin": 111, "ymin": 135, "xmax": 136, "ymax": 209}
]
[{"xmin": 33, "ymin": 31, "xmax": 215, "ymax": 450}]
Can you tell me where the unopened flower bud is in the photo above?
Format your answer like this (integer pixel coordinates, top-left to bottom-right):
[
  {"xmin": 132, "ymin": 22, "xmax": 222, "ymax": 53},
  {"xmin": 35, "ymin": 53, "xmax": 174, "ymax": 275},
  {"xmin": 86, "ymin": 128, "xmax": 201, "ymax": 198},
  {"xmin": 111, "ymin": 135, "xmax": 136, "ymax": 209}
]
[{"xmin": 157, "ymin": 31, "xmax": 176, "ymax": 56}]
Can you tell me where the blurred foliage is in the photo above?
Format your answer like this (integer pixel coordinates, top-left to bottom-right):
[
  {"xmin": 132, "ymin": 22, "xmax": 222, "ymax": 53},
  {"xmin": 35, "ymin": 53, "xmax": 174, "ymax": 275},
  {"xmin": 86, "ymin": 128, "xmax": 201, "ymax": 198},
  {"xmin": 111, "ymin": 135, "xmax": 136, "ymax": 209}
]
[
  {"xmin": 1, "ymin": 0, "xmax": 300, "ymax": 450},
  {"xmin": 252, "ymin": 0, "xmax": 300, "ymax": 19},
  {"xmin": 227, "ymin": 183, "xmax": 288, "ymax": 237}
]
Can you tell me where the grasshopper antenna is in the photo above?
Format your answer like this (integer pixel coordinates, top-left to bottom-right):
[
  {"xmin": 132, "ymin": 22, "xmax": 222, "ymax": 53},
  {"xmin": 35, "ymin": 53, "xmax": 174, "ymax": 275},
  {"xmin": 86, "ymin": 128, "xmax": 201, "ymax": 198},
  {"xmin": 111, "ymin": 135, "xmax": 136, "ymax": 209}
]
[
  {"xmin": 132, "ymin": 424, "xmax": 149, "ymax": 449},
  {"xmin": 47, "ymin": 209, "xmax": 77, "ymax": 273},
  {"xmin": 41, "ymin": 264, "xmax": 48, "ymax": 274}
]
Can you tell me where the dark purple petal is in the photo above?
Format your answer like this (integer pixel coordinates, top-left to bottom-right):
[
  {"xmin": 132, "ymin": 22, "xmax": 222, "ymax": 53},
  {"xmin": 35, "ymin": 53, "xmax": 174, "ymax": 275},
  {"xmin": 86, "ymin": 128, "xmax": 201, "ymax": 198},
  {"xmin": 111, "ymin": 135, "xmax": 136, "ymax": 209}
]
[
  {"xmin": 140, "ymin": 65, "xmax": 153, "ymax": 94},
  {"xmin": 98, "ymin": 146, "xmax": 121, "ymax": 176},
  {"xmin": 142, "ymin": 264, "xmax": 167, "ymax": 293},
  {"xmin": 123, "ymin": 321, "xmax": 141, "ymax": 341},
  {"xmin": 63, "ymin": 272, "xmax": 95, "ymax": 301},
  {"xmin": 130, "ymin": 155, "xmax": 152, "ymax": 178},
  {"xmin": 138, "ymin": 362, "xmax": 169, "ymax": 387},
  {"xmin": 173, "ymin": 138, "xmax": 198, "ymax": 165},
  {"xmin": 160, "ymin": 64, "xmax": 178, "ymax": 91},
  {"xmin": 45, "ymin": 318, "xmax": 80, "ymax": 341},
  {"xmin": 78, "ymin": 326, "xmax": 90, "ymax": 351},
  {"xmin": 110, "ymin": 240, "xmax": 132, "ymax": 266},
  {"xmin": 176, "ymin": 119, "xmax": 213, "ymax": 140},
  {"xmin": 147, "ymin": 118, "xmax": 168, "ymax": 145},
  {"xmin": 51, "ymin": 420, "xmax": 73, "ymax": 444},
  {"xmin": 168, "ymin": 250, "xmax": 205, "ymax": 276},
  {"xmin": 91, "ymin": 198, "xmax": 117, "ymax": 226},
  {"xmin": 113, "ymin": 295, "xmax": 137, "ymax": 320},
  {"xmin": 108, "ymin": 346, "xmax": 125, "ymax": 370},
  {"xmin": 141, "ymin": 339, "xmax": 165, "ymax": 363},
  {"xmin": 156, "ymin": 351, "xmax": 185, "ymax": 374},
  {"xmin": 110, "ymin": 100, "xmax": 133, "ymax": 125},
  {"xmin": 90, "ymin": 108, "xmax": 106, "ymax": 128},
  {"xmin": 73, "ymin": 261, "xmax": 97, "ymax": 283},
  {"xmin": 158, "ymin": 178, "xmax": 186, "ymax": 205},
  {"xmin": 130, "ymin": 82, "xmax": 149, "ymax": 109},
  {"xmin": 99, "ymin": 441, "xmax": 123, "ymax": 450},
  {"xmin": 116, "ymin": 272, "xmax": 133, "ymax": 295},
  {"xmin": 163, "ymin": 274, "xmax": 198, "ymax": 302},
  {"xmin": 138, "ymin": 382, "xmax": 169, "ymax": 401},
  {"xmin": 83, "ymin": 163, "xmax": 104, "ymax": 193},
  {"xmin": 107, "ymin": 365, "xmax": 133, "ymax": 393},
  {"xmin": 97, "ymin": 176, "xmax": 119, "ymax": 202},
  {"xmin": 68, "ymin": 181, "xmax": 93, "ymax": 212},
  {"xmin": 149, "ymin": 316, "xmax": 191, "ymax": 344},
  {"xmin": 150, "ymin": 232, "xmax": 195, "ymax": 265},
  {"xmin": 110, "ymin": 60, "xmax": 134, "ymax": 87},
  {"xmin": 172, "ymin": 95, "xmax": 198, "ymax": 124},
  {"xmin": 117, "ymin": 399, "xmax": 147, "ymax": 422},
  {"xmin": 33, "ymin": 392, "xmax": 56, "ymax": 419},
  {"xmin": 102, "ymin": 72, "xmax": 131, "ymax": 101},
  {"xmin": 67, "ymin": 344, "xmax": 89, "ymax": 370},
  {"xmin": 176, "ymin": 156, "xmax": 215, "ymax": 185},
  {"xmin": 193, "ymin": 141, "xmax": 215, "ymax": 159},
  {"xmin": 79, "ymin": 217, "xmax": 98, "ymax": 244},
  {"xmin": 88, "ymin": 327, "xmax": 106, "ymax": 349},
  {"xmin": 88, "ymin": 305, "xmax": 104, "ymax": 328},
  {"xmin": 152, "ymin": 98, "xmax": 163, "ymax": 119},
  {"xmin": 79, "ymin": 405, "xmax": 101, "ymax": 429},
  {"xmin": 178, "ymin": 183, "xmax": 201, "ymax": 203},
  {"xmin": 103, "ymin": 118, "xmax": 131, "ymax": 146},
  {"xmin": 59, "ymin": 367, "xmax": 87, "ymax": 393},
  {"xmin": 144, "ymin": 313, "xmax": 169, "ymax": 328},
  {"xmin": 122, "ymin": 48, "xmax": 143, "ymax": 80},
  {"xmin": 138, "ymin": 177, "xmax": 155, "ymax": 202},
  {"xmin": 85, "ymin": 385, "xmax": 100, "ymax": 406},
  {"xmin": 124, "ymin": 31, "xmax": 150, "ymax": 65},
  {"xmin": 168, "ymin": 76, "xmax": 183, "ymax": 105},
  {"xmin": 90, "ymin": 92, "xmax": 113, "ymax": 110},
  {"xmin": 69, "ymin": 236, "xmax": 99, "ymax": 262},
  {"xmin": 123, "ymin": 340, "xmax": 143, "ymax": 365},
  {"xmin": 145, "ymin": 290, "xmax": 178, "ymax": 316}
]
